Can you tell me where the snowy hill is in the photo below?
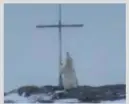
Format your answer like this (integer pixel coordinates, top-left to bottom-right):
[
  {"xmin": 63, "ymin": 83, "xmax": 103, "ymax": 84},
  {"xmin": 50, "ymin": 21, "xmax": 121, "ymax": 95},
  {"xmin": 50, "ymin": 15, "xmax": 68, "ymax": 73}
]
[
  {"xmin": 4, "ymin": 84, "xmax": 126, "ymax": 103},
  {"xmin": 4, "ymin": 93, "xmax": 126, "ymax": 103}
]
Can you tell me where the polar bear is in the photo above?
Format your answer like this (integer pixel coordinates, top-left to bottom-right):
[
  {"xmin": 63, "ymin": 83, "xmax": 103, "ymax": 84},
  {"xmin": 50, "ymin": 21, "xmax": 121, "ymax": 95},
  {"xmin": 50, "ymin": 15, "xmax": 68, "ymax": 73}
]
[{"xmin": 61, "ymin": 52, "xmax": 78, "ymax": 90}]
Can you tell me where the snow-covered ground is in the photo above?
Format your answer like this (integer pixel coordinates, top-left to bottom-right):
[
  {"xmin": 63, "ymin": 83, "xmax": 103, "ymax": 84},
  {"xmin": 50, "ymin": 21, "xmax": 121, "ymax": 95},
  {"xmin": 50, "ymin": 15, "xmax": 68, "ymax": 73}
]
[
  {"xmin": 4, "ymin": 93, "xmax": 29, "ymax": 103},
  {"xmin": 101, "ymin": 99, "xmax": 125, "ymax": 103},
  {"xmin": 4, "ymin": 92, "xmax": 126, "ymax": 103}
]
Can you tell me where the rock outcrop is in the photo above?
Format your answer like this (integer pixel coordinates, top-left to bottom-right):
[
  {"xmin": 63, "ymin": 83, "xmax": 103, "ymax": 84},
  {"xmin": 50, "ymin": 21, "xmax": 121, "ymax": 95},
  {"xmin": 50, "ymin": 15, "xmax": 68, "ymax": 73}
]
[{"xmin": 4, "ymin": 84, "xmax": 126, "ymax": 103}]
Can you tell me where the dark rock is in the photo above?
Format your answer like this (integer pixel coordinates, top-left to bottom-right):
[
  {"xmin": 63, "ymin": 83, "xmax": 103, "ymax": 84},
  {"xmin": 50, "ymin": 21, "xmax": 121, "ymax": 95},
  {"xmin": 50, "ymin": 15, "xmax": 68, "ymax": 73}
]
[
  {"xmin": 40, "ymin": 85, "xmax": 64, "ymax": 94},
  {"xmin": 17, "ymin": 85, "xmax": 40, "ymax": 97},
  {"xmin": 51, "ymin": 84, "xmax": 126, "ymax": 102},
  {"xmin": 4, "ymin": 92, "xmax": 7, "ymax": 96},
  {"xmin": 5, "ymin": 84, "xmax": 126, "ymax": 103},
  {"xmin": 4, "ymin": 100, "xmax": 16, "ymax": 103}
]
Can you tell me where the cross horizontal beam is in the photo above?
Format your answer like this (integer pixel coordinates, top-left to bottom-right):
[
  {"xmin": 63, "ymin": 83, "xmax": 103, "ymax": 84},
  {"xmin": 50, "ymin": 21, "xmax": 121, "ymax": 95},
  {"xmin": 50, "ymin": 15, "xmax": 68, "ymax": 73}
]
[{"xmin": 36, "ymin": 24, "xmax": 84, "ymax": 28}]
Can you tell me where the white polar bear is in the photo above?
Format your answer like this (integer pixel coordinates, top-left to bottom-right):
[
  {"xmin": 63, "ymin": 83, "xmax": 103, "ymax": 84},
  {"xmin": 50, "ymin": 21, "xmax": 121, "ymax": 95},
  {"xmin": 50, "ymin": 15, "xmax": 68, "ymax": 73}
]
[{"xmin": 61, "ymin": 52, "xmax": 78, "ymax": 90}]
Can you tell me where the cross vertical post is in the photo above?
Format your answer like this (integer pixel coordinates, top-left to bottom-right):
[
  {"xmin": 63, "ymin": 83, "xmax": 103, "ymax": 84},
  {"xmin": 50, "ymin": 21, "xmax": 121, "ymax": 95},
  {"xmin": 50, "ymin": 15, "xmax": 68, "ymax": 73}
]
[
  {"xmin": 36, "ymin": 4, "xmax": 84, "ymax": 88},
  {"xmin": 58, "ymin": 4, "xmax": 63, "ymax": 88}
]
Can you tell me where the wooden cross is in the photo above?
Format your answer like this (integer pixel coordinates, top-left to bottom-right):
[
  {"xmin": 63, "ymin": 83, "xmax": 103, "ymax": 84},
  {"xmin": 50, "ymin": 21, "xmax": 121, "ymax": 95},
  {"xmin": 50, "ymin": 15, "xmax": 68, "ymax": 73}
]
[{"xmin": 36, "ymin": 4, "xmax": 84, "ymax": 87}]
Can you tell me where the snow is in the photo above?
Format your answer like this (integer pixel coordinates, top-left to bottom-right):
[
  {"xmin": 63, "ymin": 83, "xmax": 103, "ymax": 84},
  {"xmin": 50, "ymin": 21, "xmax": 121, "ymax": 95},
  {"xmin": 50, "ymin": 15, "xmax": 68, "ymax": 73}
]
[
  {"xmin": 54, "ymin": 98, "xmax": 80, "ymax": 103},
  {"xmin": 54, "ymin": 90, "xmax": 65, "ymax": 93},
  {"xmin": 54, "ymin": 99, "xmax": 126, "ymax": 103},
  {"xmin": 101, "ymin": 99, "xmax": 126, "ymax": 103},
  {"xmin": 27, "ymin": 93, "xmax": 53, "ymax": 103},
  {"xmin": 4, "ymin": 93, "xmax": 29, "ymax": 103}
]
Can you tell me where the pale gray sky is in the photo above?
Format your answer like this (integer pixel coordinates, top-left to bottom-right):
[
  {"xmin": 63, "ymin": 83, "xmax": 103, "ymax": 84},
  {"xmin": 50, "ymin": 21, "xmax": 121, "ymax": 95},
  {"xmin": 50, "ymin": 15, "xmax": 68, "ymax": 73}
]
[{"xmin": 4, "ymin": 4, "xmax": 125, "ymax": 91}]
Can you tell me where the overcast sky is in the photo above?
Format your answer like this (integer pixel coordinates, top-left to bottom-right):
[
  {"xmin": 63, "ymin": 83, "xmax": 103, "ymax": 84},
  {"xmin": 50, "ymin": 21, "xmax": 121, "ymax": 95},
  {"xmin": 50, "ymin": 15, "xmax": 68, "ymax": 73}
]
[{"xmin": 4, "ymin": 4, "xmax": 125, "ymax": 91}]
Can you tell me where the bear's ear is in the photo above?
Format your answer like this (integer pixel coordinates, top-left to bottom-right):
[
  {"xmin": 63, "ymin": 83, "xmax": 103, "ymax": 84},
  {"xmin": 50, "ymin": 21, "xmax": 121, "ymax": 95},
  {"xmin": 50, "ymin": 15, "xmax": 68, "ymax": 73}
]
[
  {"xmin": 66, "ymin": 52, "xmax": 73, "ymax": 61},
  {"xmin": 66, "ymin": 52, "xmax": 70, "ymax": 58}
]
